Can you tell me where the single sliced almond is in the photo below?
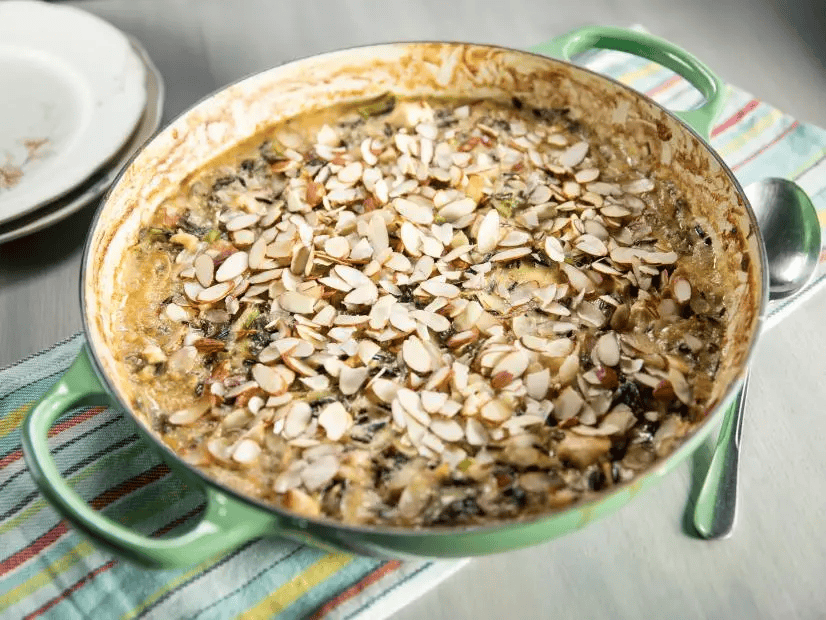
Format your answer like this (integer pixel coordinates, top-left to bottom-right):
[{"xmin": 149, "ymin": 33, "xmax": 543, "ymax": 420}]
[
  {"xmin": 339, "ymin": 366, "xmax": 369, "ymax": 395},
  {"xmin": 402, "ymin": 335, "xmax": 433, "ymax": 374},
  {"xmin": 596, "ymin": 332, "xmax": 620, "ymax": 367},
  {"xmin": 252, "ymin": 363, "xmax": 289, "ymax": 394},
  {"xmin": 430, "ymin": 418, "xmax": 464, "ymax": 442},
  {"xmin": 525, "ymin": 368, "xmax": 550, "ymax": 400},
  {"xmin": 279, "ymin": 291, "xmax": 316, "ymax": 314},
  {"xmin": 476, "ymin": 209, "xmax": 500, "ymax": 254},
  {"xmin": 319, "ymin": 402, "xmax": 353, "ymax": 440},
  {"xmin": 194, "ymin": 254, "xmax": 214, "ymax": 287},
  {"xmin": 283, "ymin": 401, "xmax": 312, "ymax": 438},
  {"xmin": 215, "ymin": 251, "xmax": 248, "ymax": 282},
  {"xmin": 232, "ymin": 439, "xmax": 262, "ymax": 463}
]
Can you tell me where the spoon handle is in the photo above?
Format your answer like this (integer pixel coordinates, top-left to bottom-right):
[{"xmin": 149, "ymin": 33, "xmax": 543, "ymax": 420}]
[{"xmin": 693, "ymin": 374, "xmax": 748, "ymax": 539}]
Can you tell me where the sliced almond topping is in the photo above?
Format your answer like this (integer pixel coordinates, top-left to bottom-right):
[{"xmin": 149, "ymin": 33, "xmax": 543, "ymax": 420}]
[
  {"xmin": 481, "ymin": 398, "xmax": 512, "ymax": 423},
  {"xmin": 402, "ymin": 335, "xmax": 433, "ymax": 374},
  {"xmin": 339, "ymin": 366, "xmax": 369, "ymax": 395},
  {"xmin": 672, "ymin": 277, "xmax": 692, "ymax": 303},
  {"xmin": 215, "ymin": 251, "xmax": 248, "ymax": 282},
  {"xmin": 420, "ymin": 390, "xmax": 448, "ymax": 414},
  {"xmin": 490, "ymin": 247, "xmax": 531, "ymax": 263},
  {"xmin": 252, "ymin": 363, "xmax": 289, "ymax": 395},
  {"xmin": 194, "ymin": 254, "xmax": 214, "ymax": 287},
  {"xmin": 554, "ymin": 386, "xmax": 583, "ymax": 420},
  {"xmin": 232, "ymin": 439, "xmax": 262, "ymax": 464},
  {"xmin": 466, "ymin": 418, "xmax": 489, "ymax": 445},
  {"xmin": 476, "ymin": 209, "xmax": 500, "ymax": 254},
  {"xmin": 525, "ymin": 368, "xmax": 550, "ymax": 400},
  {"xmin": 279, "ymin": 291, "xmax": 316, "ymax": 314},
  {"xmin": 430, "ymin": 419, "xmax": 464, "ymax": 442},
  {"xmin": 394, "ymin": 197, "xmax": 434, "ymax": 225},
  {"xmin": 282, "ymin": 401, "xmax": 312, "ymax": 438},
  {"xmin": 197, "ymin": 281, "xmax": 233, "ymax": 303},
  {"xmin": 596, "ymin": 332, "xmax": 620, "ymax": 367},
  {"xmin": 544, "ymin": 236, "xmax": 565, "ymax": 262},
  {"xmin": 559, "ymin": 141, "xmax": 589, "ymax": 167},
  {"xmin": 371, "ymin": 378, "xmax": 401, "ymax": 403},
  {"xmin": 492, "ymin": 350, "xmax": 529, "ymax": 378},
  {"xmin": 421, "ymin": 279, "xmax": 460, "ymax": 298},
  {"xmin": 226, "ymin": 213, "xmax": 260, "ymax": 231},
  {"xmin": 319, "ymin": 402, "xmax": 353, "ymax": 440}
]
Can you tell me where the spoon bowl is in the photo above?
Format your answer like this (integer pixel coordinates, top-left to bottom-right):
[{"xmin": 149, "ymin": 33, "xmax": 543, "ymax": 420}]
[{"xmin": 745, "ymin": 178, "xmax": 821, "ymax": 299}]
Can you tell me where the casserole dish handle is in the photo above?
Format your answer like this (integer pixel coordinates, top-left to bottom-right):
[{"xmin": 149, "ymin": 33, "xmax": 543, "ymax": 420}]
[
  {"xmin": 21, "ymin": 346, "xmax": 278, "ymax": 568},
  {"xmin": 533, "ymin": 25, "xmax": 726, "ymax": 138}
]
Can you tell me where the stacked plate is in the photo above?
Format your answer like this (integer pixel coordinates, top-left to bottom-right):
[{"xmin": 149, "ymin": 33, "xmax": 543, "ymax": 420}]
[{"xmin": 0, "ymin": 1, "xmax": 165, "ymax": 243}]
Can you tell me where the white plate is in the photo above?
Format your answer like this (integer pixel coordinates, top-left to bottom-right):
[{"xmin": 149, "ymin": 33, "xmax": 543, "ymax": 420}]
[
  {"xmin": 0, "ymin": 1, "xmax": 147, "ymax": 224},
  {"xmin": 0, "ymin": 37, "xmax": 164, "ymax": 245}
]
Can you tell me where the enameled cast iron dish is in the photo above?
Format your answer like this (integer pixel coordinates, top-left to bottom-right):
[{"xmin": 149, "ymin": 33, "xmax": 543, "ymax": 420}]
[{"xmin": 22, "ymin": 26, "xmax": 768, "ymax": 568}]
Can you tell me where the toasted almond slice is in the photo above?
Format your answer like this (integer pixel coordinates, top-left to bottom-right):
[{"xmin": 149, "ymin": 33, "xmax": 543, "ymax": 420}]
[
  {"xmin": 465, "ymin": 418, "xmax": 489, "ymax": 445},
  {"xmin": 596, "ymin": 332, "xmax": 620, "ymax": 367},
  {"xmin": 526, "ymin": 368, "xmax": 550, "ymax": 400},
  {"xmin": 232, "ymin": 439, "xmax": 262, "ymax": 464},
  {"xmin": 194, "ymin": 254, "xmax": 214, "ymax": 287},
  {"xmin": 400, "ymin": 222, "xmax": 423, "ymax": 256},
  {"xmin": 641, "ymin": 250, "xmax": 679, "ymax": 265},
  {"xmin": 371, "ymin": 378, "xmax": 400, "ymax": 403},
  {"xmin": 226, "ymin": 213, "xmax": 261, "ymax": 231},
  {"xmin": 349, "ymin": 238, "xmax": 374, "ymax": 261},
  {"xmin": 338, "ymin": 162, "xmax": 364, "ymax": 184},
  {"xmin": 559, "ymin": 141, "xmax": 588, "ymax": 167},
  {"xmin": 476, "ymin": 209, "xmax": 500, "ymax": 254},
  {"xmin": 672, "ymin": 277, "xmax": 692, "ymax": 303},
  {"xmin": 498, "ymin": 230, "xmax": 532, "ymax": 247},
  {"xmin": 386, "ymin": 252, "xmax": 413, "ymax": 272},
  {"xmin": 169, "ymin": 399, "xmax": 210, "ymax": 425},
  {"xmin": 275, "ymin": 338, "xmax": 314, "ymax": 358},
  {"xmin": 215, "ymin": 251, "xmax": 248, "ymax": 282},
  {"xmin": 312, "ymin": 305, "xmax": 336, "ymax": 327},
  {"xmin": 343, "ymin": 281, "xmax": 379, "ymax": 306},
  {"xmin": 279, "ymin": 291, "xmax": 316, "ymax": 314},
  {"xmin": 184, "ymin": 281, "xmax": 204, "ymax": 301},
  {"xmin": 357, "ymin": 340, "xmax": 381, "ymax": 364},
  {"xmin": 319, "ymin": 402, "xmax": 353, "ymax": 440},
  {"xmin": 575, "ymin": 168, "xmax": 600, "ymax": 183},
  {"xmin": 492, "ymin": 350, "xmax": 530, "ymax": 378},
  {"xmin": 420, "ymin": 390, "xmax": 448, "ymax": 414},
  {"xmin": 369, "ymin": 295, "xmax": 395, "ymax": 330},
  {"xmin": 491, "ymin": 247, "xmax": 531, "ymax": 263},
  {"xmin": 438, "ymin": 197, "xmax": 476, "ymax": 222},
  {"xmin": 252, "ymin": 363, "xmax": 289, "ymax": 395},
  {"xmin": 411, "ymin": 310, "xmax": 451, "ymax": 332},
  {"xmin": 430, "ymin": 418, "xmax": 464, "ymax": 442},
  {"xmin": 335, "ymin": 264, "xmax": 370, "ymax": 288},
  {"xmin": 394, "ymin": 197, "xmax": 434, "ymax": 225},
  {"xmin": 319, "ymin": 275, "xmax": 353, "ymax": 292},
  {"xmin": 554, "ymin": 386, "xmax": 583, "ymax": 420},
  {"xmin": 339, "ymin": 366, "xmax": 369, "ymax": 395},
  {"xmin": 481, "ymin": 398, "xmax": 512, "ymax": 423},
  {"xmin": 420, "ymin": 236, "xmax": 444, "ymax": 258},
  {"xmin": 544, "ymin": 236, "xmax": 565, "ymax": 262},
  {"xmin": 283, "ymin": 401, "xmax": 312, "ymax": 438},
  {"xmin": 324, "ymin": 236, "xmax": 351, "ymax": 259},
  {"xmin": 575, "ymin": 234, "xmax": 608, "ymax": 256},
  {"xmin": 402, "ymin": 335, "xmax": 432, "ymax": 373},
  {"xmin": 420, "ymin": 279, "xmax": 460, "ymax": 298},
  {"xmin": 197, "ymin": 281, "xmax": 233, "ymax": 303},
  {"xmin": 669, "ymin": 367, "xmax": 692, "ymax": 405}
]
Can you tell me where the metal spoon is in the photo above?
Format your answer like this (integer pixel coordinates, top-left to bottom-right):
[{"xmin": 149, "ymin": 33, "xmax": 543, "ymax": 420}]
[{"xmin": 693, "ymin": 178, "xmax": 821, "ymax": 539}]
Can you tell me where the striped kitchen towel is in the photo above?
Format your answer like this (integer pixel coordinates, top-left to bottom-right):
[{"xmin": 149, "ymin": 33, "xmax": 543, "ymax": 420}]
[{"xmin": 2, "ymin": 31, "xmax": 826, "ymax": 620}]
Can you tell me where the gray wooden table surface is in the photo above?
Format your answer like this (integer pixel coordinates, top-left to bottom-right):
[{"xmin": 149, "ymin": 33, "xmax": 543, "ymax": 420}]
[{"xmin": 2, "ymin": 1, "xmax": 826, "ymax": 618}]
